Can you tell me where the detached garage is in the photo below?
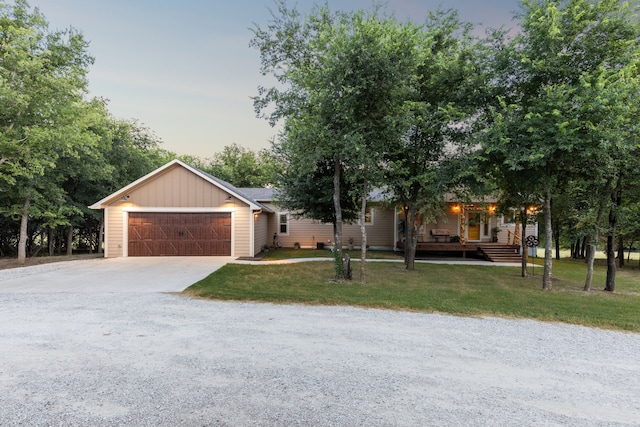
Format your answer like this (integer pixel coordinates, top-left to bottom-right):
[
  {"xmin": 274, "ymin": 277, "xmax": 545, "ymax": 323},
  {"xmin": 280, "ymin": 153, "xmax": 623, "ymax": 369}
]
[{"xmin": 90, "ymin": 160, "xmax": 272, "ymax": 258}]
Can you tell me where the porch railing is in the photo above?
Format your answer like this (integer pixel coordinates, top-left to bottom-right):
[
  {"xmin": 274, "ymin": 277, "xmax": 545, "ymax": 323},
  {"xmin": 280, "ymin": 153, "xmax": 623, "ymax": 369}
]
[{"xmin": 508, "ymin": 224, "xmax": 521, "ymax": 246}]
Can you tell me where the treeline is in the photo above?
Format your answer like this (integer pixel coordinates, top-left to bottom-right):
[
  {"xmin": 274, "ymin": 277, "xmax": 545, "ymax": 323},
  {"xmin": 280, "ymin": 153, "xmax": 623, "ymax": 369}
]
[{"xmin": 0, "ymin": 1, "xmax": 276, "ymax": 263}]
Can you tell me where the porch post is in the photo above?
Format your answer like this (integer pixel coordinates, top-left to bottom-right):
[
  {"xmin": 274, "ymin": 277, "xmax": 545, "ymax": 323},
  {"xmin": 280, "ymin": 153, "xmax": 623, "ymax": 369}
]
[{"xmin": 459, "ymin": 204, "xmax": 466, "ymax": 245}]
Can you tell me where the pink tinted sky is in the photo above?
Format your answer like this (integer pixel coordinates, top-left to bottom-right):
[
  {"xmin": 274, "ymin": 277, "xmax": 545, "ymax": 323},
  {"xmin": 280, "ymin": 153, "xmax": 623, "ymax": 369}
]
[{"xmin": 32, "ymin": 0, "xmax": 521, "ymax": 158}]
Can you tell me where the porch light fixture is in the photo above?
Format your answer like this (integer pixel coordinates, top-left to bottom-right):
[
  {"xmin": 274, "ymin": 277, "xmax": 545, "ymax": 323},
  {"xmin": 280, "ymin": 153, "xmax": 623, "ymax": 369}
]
[
  {"xmin": 488, "ymin": 205, "xmax": 497, "ymax": 214},
  {"xmin": 225, "ymin": 194, "xmax": 232, "ymax": 201},
  {"xmin": 119, "ymin": 194, "xmax": 130, "ymax": 201},
  {"xmin": 451, "ymin": 204, "xmax": 461, "ymax": 213}
]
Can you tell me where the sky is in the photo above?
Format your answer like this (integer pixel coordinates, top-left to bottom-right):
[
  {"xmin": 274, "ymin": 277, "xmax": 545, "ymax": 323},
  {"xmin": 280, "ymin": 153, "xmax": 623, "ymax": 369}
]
[{"xmin": 32, "ymin": 0, "xmax": 521, "ymax": 159}]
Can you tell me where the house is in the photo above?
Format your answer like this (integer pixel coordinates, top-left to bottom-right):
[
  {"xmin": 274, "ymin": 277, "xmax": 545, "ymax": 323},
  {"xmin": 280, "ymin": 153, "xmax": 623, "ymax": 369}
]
[
  {"xmin": 89, "ymin": 159, "xmax": 272, "ymax": 258},
  {"xmin": 395, "ymin": 196, "xmax": 539, "ymax": 261},
  {"xmin": 90, "ymin": 159, "xmax": 537, "ymax": 260},
  {"xmin": 238, "ymin": 187, "xmax": 397, "ymax": 251}
]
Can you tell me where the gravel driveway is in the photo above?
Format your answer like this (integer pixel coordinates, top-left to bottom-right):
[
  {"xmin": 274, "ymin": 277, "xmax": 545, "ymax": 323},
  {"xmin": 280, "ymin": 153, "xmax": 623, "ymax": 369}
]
[{"xmin": 0, "ymin": 259, "xmax": 639, "ymax": 426}]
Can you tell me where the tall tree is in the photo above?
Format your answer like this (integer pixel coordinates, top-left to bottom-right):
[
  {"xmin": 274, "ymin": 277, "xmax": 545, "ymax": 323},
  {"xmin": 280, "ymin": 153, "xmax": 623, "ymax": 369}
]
[
  {"xmin": 385, "ymin": 9, "xmax": 486, "ymax": 270},
  {"xmin": 0, "ymin": 0, "xmax": 95, "ymax": 264},
  {"xmin": 252, "ymin": 2, "xmax": 418, "ymax": 281},
  {"xmin": 481, "ymin": 0, "xmax": 640, "ymax": 290}
]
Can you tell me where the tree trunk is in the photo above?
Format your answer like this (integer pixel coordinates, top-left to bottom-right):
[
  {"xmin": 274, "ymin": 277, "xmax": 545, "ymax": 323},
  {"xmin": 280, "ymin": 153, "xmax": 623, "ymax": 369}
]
[
  {"xmin": 359, "ymin": 192, "xmax": 368, "ymax": 283},
  {"xmin": 520, "ymin": 208, "xmax": 528, "ymax": 278},
  {"xmin": 583, "ymin": 236, "xmax": 590, "ymax": 262},
  {"xmin": 605, "ymin": 177, "xmax": 621, "ymax": 292},
  {"xmin": 584, "ymin": 237, "xmax": 597, "ymax": 291},
  {"xmin": 542, "ymin": 189, "xmax": 553, "ymax": 290},
  {"xmin": 57, "ymin": 230, "xmax": 62, "ymax": 255},
  {"xmin": 617, "ymin": 235, "xmax": 624, "ymax": 268},
  {"xmin": 404, "ymin": 205, "xmax": 418, "ymax": 270},
  {"xmin": 584, "ymin": 179, "xmax": 610, "ymax": 291},
  {"xmin": 66, "ymin": 225, "xmax": 74, "ymax": 256},
  {"xmin": 48, "ymin": 227, "xmax": 55, "ymax": 256},
  {"xmin": 17, "ymin": 198, "xmax": 30, "ymax": 265},
  {"xmin": 332, "ymin": 154, "xmax": 344, "ymax": 280},
  {"xmin": 605, "ymin": 228, "xmax": 616, "ymax": 292},
  {"xmin": 98, "ymin": 218, "xmax": 104, "ymax": 254}
]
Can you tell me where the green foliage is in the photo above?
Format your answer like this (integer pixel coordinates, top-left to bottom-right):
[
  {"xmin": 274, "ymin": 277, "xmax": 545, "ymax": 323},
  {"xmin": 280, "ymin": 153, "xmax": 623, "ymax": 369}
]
[
  {"xmin": 252, "ymin": 2, "xmax": 428, "ymax": 280},
  {"xmin": 383, "ymin": 9, "xmax": 486, "ymax": 268},
  {"xmin": 479, "ymin": 0, "xmax": 640, "ymax": 289},
  {"xmin": 273, "ymin": 155, "xmax": 359, "ymax": 224},
  {"xmin": 202, "ymin": 143, "xmax": 278, "ymax": 187},
  {"xmin": 0, "ymin": 0, "xmax": 97, "ymax": 261}
]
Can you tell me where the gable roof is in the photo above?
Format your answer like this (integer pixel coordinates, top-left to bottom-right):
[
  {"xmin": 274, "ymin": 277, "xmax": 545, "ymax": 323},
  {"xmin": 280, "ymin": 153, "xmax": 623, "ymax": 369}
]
[{"xmin": 89, "ymin": 159, "xmax": 272, "ymax": 212}]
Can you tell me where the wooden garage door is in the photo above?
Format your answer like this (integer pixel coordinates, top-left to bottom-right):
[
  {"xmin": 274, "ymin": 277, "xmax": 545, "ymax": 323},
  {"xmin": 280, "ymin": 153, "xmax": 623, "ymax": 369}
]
[{"xmin": 128, "ymin": 213, "xmax": 231, "ymax": 256}]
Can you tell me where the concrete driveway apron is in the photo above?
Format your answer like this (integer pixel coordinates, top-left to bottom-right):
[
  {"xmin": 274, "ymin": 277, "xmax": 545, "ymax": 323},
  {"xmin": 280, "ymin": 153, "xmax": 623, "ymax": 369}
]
[{"xmin": 0, "ymin": 257, "xmax": 233, "ymax": 293}]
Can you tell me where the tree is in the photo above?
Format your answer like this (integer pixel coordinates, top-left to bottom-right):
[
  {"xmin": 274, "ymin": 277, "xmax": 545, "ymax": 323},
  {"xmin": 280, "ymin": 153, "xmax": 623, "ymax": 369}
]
[
  {"xmin": 252, "ymin": 2, "xmax": 419, "ymax": 281},
  {"xmin": 0, "ymin": 0, "xmax": 96, "ymax": 264},
  {"xmin": 385, "ymin": 9, "xmax": 486, "ymax": 270},
  {"xmin": 481, "ymin": 0, "xmax": 640, "ymax": 290},
  {"xmin": 272, "ymin": 152, "xmax": 359, "ymax": 226},
  {"xmin": 203, "ymin": 143, "xmax": 278, "ymax": 187}
]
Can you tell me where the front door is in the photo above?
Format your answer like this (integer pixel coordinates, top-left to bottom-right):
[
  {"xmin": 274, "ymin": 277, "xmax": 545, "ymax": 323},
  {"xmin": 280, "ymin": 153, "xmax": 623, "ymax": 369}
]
[{"xmin": 467, "ymin": 212, "xmax": 481, "ymax": 241}]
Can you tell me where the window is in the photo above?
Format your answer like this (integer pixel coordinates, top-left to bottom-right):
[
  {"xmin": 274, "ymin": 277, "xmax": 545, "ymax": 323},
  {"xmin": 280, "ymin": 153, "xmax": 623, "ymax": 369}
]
[
  {"xmin": 359, "ymin": 207, "xmax": 374, "ymax": 226},
  {"xmin": 278, "ymin": 213, "xmax": 289, "ymax": 235},
  {"xmin": 502, "ymin": 210, "xmax": 518, "ymax": 225}
]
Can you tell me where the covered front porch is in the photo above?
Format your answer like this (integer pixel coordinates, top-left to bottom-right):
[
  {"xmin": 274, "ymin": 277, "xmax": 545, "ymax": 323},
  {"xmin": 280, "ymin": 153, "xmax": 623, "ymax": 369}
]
[{"xmin": 395, "ymin": 240, "xmax": 521, "ymax": 262}]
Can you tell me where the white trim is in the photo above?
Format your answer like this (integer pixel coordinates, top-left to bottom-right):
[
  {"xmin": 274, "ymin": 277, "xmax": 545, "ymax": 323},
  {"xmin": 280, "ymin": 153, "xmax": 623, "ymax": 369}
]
[
  {"xmin": 121, "ymin": 207, "xmax": 234, "ymax": 213},
  {"xmin": 277, "ymin": 212, "xmax": 289, "ymax": 235},
  {"xmin": 357, "ymin": 207, "xmax": 375, "ymax": 226},
  {"xmin": 123, "ymin": 211, "xmax": 129, "ymax": 257},
  {"xmin": 249, "ymin": 210, "xmax": 255, "ymax": 257},
  {"xmin": 104, "ymin": 207, "xmax": 110, "ymax": 258},
  {"xmin": 231, "ymin": 211, "xmax": 236, "ymax": 257}
]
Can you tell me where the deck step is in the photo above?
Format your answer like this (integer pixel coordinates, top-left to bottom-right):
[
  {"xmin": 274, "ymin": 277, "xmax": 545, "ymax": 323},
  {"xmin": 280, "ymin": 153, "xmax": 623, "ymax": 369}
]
[{"xmin": 479, "ymin": 245, "xmax": 522, "ymax": 263}]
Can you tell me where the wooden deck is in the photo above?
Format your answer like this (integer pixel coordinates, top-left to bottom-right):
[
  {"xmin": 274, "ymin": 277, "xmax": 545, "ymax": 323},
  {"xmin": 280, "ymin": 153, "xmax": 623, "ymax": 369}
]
[{"xmin": 396, "ymin": 241, "xmax": 521, "ymax": 261}]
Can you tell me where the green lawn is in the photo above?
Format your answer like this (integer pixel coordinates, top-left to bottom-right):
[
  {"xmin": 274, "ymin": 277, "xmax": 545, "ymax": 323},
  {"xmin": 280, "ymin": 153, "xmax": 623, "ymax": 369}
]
[
  {"xmin": 185, "ymin": 257, "xmax": 640, "ymax": 332},
  {"xmin": 261, "ymin": 248, "xmax": 401, "ymax": 260}
]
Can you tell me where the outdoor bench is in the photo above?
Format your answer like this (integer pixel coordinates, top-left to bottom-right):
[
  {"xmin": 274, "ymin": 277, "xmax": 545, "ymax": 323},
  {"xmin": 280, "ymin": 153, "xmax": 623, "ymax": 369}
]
[{"xmin": 430, "ymin": 229, "xmax": 452, "ymax": 242}]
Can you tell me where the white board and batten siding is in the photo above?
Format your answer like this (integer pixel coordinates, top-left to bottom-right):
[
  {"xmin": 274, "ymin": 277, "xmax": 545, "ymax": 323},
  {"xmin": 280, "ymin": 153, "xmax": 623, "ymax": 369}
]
[{"xmin": 100, "ymin": 163, "xmax": 256, "ymax": 258}]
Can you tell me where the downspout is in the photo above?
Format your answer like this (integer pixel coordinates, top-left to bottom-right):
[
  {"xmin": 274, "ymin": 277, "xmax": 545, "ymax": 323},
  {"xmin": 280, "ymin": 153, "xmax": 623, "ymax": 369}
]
[{"xmin": 249, "ymin": 207, "xmax": 255, "ymax": 258}]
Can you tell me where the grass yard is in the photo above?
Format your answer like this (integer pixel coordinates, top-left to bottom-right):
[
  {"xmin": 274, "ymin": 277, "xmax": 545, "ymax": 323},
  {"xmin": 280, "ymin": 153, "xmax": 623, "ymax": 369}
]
[
  {"xmin": 185, "ymin": 257, "xmax": 640, "ymax": 332},
  {"xmin": 261, "ymin": 248, "xmax": 401, "ymax": 260}
]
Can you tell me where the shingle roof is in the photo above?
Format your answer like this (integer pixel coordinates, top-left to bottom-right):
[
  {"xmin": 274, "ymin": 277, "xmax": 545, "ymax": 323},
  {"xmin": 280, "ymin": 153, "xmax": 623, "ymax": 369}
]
[
  {"xmin": 194, "ymin": 169, "xmax": 273, "ymax": 212},
  {"xmin": 236, "ymin": 188, "xmax": 276, "ymax": 202}
]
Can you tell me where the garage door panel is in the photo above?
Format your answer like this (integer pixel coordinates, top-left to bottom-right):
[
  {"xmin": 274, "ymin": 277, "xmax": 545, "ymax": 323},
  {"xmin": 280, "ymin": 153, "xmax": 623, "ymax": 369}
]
[{"xmin": 128, "ymin": 213, "xmax": 231, "ymax": 256}]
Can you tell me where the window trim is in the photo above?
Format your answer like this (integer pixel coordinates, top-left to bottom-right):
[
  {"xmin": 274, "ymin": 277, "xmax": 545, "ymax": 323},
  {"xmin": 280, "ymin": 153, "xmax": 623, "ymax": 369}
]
[
  {"xmin": 359, "ymin": 207, "xmax": 374, "ymax": 226},
  {"xmin": 278, "ymin": 212, "xmax": 289, "ymax": 235}
]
